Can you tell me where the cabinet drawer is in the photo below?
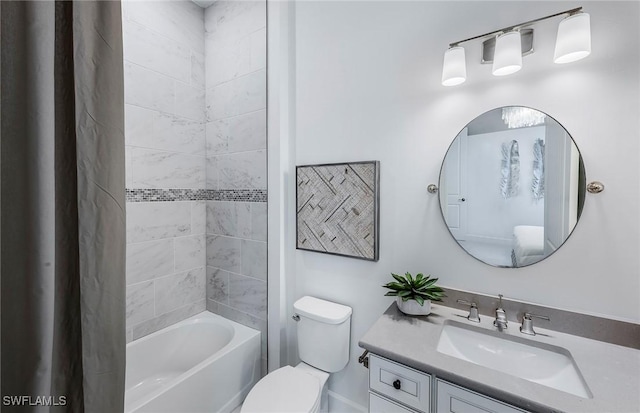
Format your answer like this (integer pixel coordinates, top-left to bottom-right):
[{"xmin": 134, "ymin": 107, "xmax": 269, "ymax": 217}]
[
  {"xmin": 436, "ymin": 380, "xmax": 528, "ymax": 413},
  {"xmin": 369, "ymin": 354, "xmax": 431, "ymax": 412},
  {"xmin": 369, "ymin": 392, "xmax": 418, "ymax": 413}
]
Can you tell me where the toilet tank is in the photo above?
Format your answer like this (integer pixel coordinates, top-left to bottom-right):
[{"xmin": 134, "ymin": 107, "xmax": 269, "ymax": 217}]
[{"xmin": 293, "ymin": 296, "xmax": 352, "ymax": 373}]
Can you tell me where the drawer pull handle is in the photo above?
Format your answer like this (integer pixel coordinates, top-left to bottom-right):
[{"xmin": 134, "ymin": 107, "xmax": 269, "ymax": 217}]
[{"xmin": 393, "ymin": 379, "xmax": 401, "ymax": 390}]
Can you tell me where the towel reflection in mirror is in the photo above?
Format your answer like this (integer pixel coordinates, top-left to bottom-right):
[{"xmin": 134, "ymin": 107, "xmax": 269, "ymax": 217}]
[
  {"xmin": 500, "ymin": 140, "xmax": 520, "ymax": 199},
  {"xmin": 532, "ymin": 139, "xmax": 545, "ymax": 202}
]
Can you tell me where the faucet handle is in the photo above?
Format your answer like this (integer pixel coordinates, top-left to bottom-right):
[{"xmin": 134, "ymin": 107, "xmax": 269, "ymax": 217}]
[
  {"xmin": 524, "ymin": 312, "xmax": 550, "ymax": 321},
  {"xmin": 520, "ymin": 312, "xmax": 550, "ymax": 335},
  {"xmin": 493, "ymin": 294, "xmax": 508, "ymax": 330},
  {"xmin": 457, "ymin": 299, "xmax": 481, "ymax": 323}
]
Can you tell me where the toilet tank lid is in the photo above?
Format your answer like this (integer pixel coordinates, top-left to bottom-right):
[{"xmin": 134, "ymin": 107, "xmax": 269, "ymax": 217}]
[{"xmin": 294, "ymin": 296, "xmax": 352, "ymax": 324}]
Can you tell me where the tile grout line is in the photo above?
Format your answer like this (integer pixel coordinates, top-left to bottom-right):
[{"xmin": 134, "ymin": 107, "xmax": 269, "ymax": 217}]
[
  {"xmin": 153, "ymin": 266, "xmax": 206, "ymax": 282},
  {"xmin": 131, "ymin": 299, "xmax": 207, "ymax": 333},
  {"xmin": 124, "ymin": 14, "xmax": 205, "ymax": 59},
  {"xmin": 125, "ymin": 101, "xmax": 206, "ymax": 124},
  {"xmin": 127, "ymin": 144, "xmax": 207, "ymax": 158},
  {"xmin": 210, "ymin": 299, "xmax": 267, "ymax": 323},
  {"xmin": 172, "ymin": 237, "xmax": 177, "ymax": 274},
  {"xmin": 206, "ymin": 265, "xmax": 266, "ymax": 283},
  {"xmin": 204, "ymin": 67, "xmax": 266, "ymax": 90},
  {"xmin": 206, "ymin": 232, "xmax": 267, "ymax": 244},
  {"xmin": 207, "ymin": 147, "xmax": 267, "ymax": 157},
  {"xmin": 204, "ymin": 106, "xmax": 265, "ymax": 123}
]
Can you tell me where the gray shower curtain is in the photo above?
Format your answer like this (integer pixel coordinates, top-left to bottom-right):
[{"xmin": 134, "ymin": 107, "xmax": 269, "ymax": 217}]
[{"xmin": 1, "ymin": 1, "xmax": 126, "ymax": 412}]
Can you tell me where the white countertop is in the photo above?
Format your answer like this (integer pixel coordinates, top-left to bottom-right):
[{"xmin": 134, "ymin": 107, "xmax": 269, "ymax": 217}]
[{"xmin": 359, "ymin": 303, "xmax": 640, "ymax": 413}]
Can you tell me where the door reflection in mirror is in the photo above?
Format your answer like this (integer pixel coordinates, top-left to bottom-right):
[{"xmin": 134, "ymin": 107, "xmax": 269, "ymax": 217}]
[{"xmin": 438, "ymin": 107, "xmax": 586, "ymax": 268}]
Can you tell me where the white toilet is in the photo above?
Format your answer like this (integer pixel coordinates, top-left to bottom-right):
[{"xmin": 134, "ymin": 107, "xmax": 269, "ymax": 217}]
[{"xmin": 241, "ymin": 296, "xmax": 352, "ymax": 413}]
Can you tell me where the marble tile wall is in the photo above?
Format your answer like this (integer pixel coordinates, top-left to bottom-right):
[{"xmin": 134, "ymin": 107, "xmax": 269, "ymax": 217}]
[
  {"xmin": 205, "ymin": 1, "xmax": 266, "ymax": 191},
  {"xmin": 123, "ymin": 0, "xmax": 206, "ymax": 190},
  {"xmin": 204, "ymin": 1, "xmax": 268, "ymax": 374},
  {"xmin": 123, "ymin": 1, "xmax": 208, "ymax": 341},
  {"xmin": 126, "ymin": 200, "xmax": 207, "ymax": 341},
  {"xmin": 122, "ymin": 1, "xmax": 268, "ymax": 352},
  {"xmin": 205, "ymin": 201, "xmax": 267, "ymax": 352}
]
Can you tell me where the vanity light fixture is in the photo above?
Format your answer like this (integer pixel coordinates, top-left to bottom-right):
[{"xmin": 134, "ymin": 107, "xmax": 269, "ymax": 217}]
[
  {"xmin": 441, "ymin": 46, "xmax": 467, "ymax": 86},
  {"xmin": 441, "ymin": 7, "xmax": 590, "ymax": 86},
  {"xmin": 554, "ymin": 12, "xmax": 591, "ymax": 64},
  {"xmin": 492, "ymin": 31, "xmax": 523, "ymax": 76}
]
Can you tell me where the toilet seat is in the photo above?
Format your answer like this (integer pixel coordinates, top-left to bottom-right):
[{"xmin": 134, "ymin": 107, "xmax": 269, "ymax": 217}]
[{"xmin": 241, "ymin": 366, "xmax": 321, "ymax": 413}]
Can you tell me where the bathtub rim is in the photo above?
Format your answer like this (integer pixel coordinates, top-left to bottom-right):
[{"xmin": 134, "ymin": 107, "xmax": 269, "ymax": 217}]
[{"xmin": 125, "ymin": 310, "xmax": 261, "ymax": 413}]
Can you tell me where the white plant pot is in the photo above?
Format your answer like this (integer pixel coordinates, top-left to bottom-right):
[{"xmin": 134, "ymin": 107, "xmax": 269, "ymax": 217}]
[{"xmin": 396, "ymin": 297, "xmax": 431, "ymax": 316}]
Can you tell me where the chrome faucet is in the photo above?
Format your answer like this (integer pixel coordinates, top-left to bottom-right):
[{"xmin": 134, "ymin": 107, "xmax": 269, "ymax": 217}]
[
  {"xmin": 456, "ymin": 299, "xmax": 480, "ymax": 323},
  {"xmin": 520, "ymin": 312, "xmax": 550, "ymax": 336},
  {"xmin": 493, "ymin": 294, "xmax": 508, "ymax": 330}
]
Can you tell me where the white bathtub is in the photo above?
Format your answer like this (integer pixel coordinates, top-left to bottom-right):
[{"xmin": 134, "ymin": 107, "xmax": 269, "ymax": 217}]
[{"xmin": 125, "ymin": 311, "xmax": 261, "ymax": 413}]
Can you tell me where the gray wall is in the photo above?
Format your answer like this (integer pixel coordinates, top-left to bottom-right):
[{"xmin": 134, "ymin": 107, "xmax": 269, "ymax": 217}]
[{"xmin": 203, "ymin": 1, "xmax": 268, "ymax": 374}]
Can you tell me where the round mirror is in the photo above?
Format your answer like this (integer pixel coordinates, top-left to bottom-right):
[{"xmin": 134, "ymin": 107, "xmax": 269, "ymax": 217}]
[{"xmin": 438, "ymin": 107, "xmax": 586, "ymax": 268}]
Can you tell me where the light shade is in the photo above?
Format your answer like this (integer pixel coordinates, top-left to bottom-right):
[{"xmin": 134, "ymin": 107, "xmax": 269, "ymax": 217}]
[
  {"xmin": 554, "ymin": 12, "xmax": 591, "ymax": 64},
  {"xmin": 441, "ymin": 46, "xmax": 466, "ymax": 86},
  {"xmin": 492, "ymin": 31, "xmax": 522, "ymax": 76}
]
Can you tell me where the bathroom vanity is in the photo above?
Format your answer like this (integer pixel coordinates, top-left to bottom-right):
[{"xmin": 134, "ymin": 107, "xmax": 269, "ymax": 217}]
[
  {"xmin": 368, "ymin": 354, "xmax": 526, "ymax": 413},
  {"xmin": 360, "ymin": 105, "xmax": 640, "ymax": 412},
  {"xmin": 359, "ymin": 303, "xmax": 640, "ymax": 413}
]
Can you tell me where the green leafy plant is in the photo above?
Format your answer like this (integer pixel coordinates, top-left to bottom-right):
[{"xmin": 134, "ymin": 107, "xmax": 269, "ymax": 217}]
[{"xmin": 383, "ymin": 272, "xmax": 445, "ymax": 306}]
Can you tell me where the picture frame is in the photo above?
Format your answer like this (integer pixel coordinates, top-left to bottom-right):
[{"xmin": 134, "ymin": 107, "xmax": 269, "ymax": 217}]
[{"xmin": 296, "ymin": 160, "xmax": 380, "ymax": 261}]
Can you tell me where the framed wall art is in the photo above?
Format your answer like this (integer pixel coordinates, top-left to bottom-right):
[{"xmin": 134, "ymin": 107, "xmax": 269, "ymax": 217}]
[{"xmin": 296, "ymin": 160, "xmax": 380, "ymax": 261}]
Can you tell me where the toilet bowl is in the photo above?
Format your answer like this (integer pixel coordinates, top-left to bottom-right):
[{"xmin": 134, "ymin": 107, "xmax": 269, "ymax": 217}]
[
  {"xmin": 240, "ymin": 296, "xmax": 352, "ymax": 413},
  {"xmin": 241, "ymin": 363, "xmax": 329, "ymax": 413}
]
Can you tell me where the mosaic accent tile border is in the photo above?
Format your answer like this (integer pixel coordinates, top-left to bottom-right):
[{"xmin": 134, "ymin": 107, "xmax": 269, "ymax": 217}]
[
  {"xmin": 209, "ymin": 189, "xmax": 267, "ymax": 202},
  {"xmin": 126, "ymin": 189, "xmax": 207, "ymax": 202},
  {"xmin": 126, "ymin": 189, "xmax": 267, "ymax": 203}
]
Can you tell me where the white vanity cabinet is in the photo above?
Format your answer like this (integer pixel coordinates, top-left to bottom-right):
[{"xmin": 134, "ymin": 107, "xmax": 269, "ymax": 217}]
[
  {"xmin": 369, "ymin": 354, "xmax": 430, "ymax": 412},
  {"xmin": 370, "ymin": 392, "xmax": 419, "ymax": 413},
  {"xmin": 436, "ymin": 380, "xmax": 528, "ymax": 413},
  {"xmin": 367, "ymin": 354, "xmax": 528, "ymax": 413}
]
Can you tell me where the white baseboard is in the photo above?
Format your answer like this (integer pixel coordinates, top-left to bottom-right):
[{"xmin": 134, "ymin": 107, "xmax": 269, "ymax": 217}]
[{"xmin": 328, "ymin": 390, "xmax": 367, "ymax": 413}]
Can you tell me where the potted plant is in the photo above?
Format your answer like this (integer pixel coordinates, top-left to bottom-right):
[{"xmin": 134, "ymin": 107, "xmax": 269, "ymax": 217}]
[{"xmin": 382, "ymin": 272, "xmax": 445, "ymax": 316}]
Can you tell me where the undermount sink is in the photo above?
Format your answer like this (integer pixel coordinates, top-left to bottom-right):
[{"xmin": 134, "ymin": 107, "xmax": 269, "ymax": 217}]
[{"xmin": 436, "ymin": 320, "xmax": 592, "ymax": 399}]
